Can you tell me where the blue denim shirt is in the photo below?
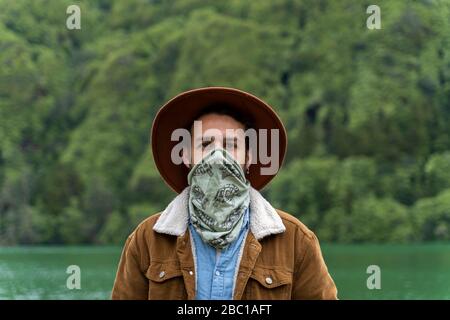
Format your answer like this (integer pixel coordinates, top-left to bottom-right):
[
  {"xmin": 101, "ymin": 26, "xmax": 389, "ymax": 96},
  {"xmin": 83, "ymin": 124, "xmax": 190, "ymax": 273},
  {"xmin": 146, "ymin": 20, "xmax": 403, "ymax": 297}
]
[{"xmin": 189, "ymin": 208, "xmax": 249, "ymax": 300}]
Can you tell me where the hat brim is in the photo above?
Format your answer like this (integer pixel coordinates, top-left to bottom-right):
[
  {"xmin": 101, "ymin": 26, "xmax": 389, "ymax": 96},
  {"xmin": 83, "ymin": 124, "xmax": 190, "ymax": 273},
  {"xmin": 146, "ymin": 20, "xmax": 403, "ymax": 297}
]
[{"xmin": 151, "ymin": 87, "xmax": 287, "ymax": 194}]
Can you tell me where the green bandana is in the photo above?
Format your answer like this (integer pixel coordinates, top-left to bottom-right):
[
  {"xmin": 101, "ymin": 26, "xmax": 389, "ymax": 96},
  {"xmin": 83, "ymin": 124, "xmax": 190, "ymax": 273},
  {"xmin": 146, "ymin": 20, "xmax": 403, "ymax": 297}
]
[{"xmin": 187, "ymin": 148, "xmax": 250, "ymax": 250}]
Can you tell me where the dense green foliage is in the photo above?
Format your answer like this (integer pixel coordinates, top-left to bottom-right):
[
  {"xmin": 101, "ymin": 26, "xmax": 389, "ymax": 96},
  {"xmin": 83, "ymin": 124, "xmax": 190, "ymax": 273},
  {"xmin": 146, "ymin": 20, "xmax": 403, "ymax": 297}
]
[{"xmin": 1, "ymin": 0, "xmax": 449, "ymax": 244}]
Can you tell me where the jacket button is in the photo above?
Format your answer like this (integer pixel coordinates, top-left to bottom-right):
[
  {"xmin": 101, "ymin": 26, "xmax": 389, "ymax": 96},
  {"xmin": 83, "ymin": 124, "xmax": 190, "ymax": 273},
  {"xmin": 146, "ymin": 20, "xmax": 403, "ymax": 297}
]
[
  {"xmin": 265, "ymin": 277, "xmax": 273, "ymax": 285},
  {"xmin": 159, "ymin": 271, "xmax": 165, "ymax": 278},
  {"xmin": 189, "ymin": 270, "xmax": 194, "ymax": 276}
]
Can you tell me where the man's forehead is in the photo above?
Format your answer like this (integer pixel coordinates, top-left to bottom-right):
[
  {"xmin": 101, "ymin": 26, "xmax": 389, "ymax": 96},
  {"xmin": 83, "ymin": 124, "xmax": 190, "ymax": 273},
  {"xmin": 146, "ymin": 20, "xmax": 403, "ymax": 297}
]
[{"xmin": 190, "ymin": 115, "xmax": 246, "ymax": 141}]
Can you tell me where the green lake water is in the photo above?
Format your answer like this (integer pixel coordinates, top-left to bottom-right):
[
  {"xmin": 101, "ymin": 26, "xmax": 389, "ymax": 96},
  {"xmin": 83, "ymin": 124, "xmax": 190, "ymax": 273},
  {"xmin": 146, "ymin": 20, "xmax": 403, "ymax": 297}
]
[{"xmin": 0, "ymin": 244, "xmax": 449, "ymax": 299}]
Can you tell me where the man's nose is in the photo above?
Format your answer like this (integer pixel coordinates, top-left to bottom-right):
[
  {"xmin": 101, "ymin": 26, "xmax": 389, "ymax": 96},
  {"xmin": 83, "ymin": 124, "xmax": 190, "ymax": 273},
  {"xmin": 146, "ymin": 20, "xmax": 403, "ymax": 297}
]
[{"xmin": 211, "ymin": 139, "xmax": 223, "ymax": 150}]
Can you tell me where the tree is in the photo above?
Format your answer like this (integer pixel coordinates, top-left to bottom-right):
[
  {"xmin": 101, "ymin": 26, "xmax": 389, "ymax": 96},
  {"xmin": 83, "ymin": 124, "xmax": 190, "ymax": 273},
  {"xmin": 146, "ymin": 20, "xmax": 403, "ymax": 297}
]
[{"xmin": 413, "ymin": 189, "xmax": 450, "ymax": 241}]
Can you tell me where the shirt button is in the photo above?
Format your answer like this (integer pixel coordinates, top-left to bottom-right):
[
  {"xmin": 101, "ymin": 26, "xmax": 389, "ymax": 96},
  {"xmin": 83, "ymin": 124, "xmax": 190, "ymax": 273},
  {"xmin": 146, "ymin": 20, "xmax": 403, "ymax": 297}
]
[
  {"xmin": 159, "ymin": 271, "xmax": 165, "ymax": 278},
  {"xmin": 265, "ymin": 277, "xmax": 273, "ymax": 285},
  {"xmin": 215, "ymin": 270, "xmax": 221, "ymax": 276}
]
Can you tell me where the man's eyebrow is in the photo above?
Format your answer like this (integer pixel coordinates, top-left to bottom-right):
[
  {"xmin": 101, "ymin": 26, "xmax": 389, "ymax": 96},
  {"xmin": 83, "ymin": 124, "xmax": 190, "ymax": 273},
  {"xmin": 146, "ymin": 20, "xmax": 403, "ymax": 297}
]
[{"xmin": 193, "ymin": 134, "xmax": 242, "ymax": 142}]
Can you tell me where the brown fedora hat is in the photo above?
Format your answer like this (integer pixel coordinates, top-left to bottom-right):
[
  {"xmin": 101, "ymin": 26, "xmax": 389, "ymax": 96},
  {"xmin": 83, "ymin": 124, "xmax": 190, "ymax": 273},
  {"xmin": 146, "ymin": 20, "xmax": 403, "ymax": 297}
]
[{"xmin": 151, "ymin": 87, "xmax": 287, "ymax": 194}]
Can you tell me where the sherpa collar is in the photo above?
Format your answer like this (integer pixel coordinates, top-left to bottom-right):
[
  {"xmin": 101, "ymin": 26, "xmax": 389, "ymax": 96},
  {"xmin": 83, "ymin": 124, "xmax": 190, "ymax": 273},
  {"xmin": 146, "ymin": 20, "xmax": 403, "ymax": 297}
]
[{"xmin": 153, "ymin": 187, "xmax": 286, "ymax": 240}]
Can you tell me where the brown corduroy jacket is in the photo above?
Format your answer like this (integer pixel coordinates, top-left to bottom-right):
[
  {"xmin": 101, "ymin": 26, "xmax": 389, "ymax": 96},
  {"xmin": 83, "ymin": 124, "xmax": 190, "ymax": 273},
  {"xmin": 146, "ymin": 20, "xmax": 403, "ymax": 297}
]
[{"xmin": 111, "ymin": 187, "xmax": 338, "ymax": 300}]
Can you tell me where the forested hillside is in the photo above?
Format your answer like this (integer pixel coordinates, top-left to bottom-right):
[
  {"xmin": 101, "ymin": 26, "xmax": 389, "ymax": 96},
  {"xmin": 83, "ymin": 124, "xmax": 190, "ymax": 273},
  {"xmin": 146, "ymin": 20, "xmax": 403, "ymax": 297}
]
[{"xmin": 1, "ymin": 0, "xmax": 449, "ymax": 244}]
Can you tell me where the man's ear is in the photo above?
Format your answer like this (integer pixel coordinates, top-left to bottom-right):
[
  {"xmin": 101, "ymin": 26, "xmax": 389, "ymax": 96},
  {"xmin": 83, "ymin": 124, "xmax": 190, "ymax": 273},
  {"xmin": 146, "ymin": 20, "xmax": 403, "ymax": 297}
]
[{"xmin": 182, "ymin": 148, "xmax": 191, "ymax": 169}]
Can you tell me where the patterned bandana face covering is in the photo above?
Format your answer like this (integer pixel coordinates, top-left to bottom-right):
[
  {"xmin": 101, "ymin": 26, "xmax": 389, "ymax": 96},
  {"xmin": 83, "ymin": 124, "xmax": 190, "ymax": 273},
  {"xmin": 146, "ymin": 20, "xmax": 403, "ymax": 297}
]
[{"xmin": 187, "ymin": 148, "xmax": 250, "ymax": 250}]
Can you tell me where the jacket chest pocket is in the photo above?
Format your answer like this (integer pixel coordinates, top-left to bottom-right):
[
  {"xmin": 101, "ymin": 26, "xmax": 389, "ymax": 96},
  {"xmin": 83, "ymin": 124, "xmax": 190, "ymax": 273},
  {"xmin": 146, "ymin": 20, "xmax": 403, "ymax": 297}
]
[
  {"xmin": 145, "ymin": 261, "xmax": 188, "ymax": 300},
  {"xmin": 242, "ymin": 266, "xmax": 293, "ymax": 300}
]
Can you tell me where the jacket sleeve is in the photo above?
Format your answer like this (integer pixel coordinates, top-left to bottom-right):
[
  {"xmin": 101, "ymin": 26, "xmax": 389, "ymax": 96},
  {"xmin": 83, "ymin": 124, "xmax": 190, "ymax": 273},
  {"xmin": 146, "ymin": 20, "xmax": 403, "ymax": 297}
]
[
  {"xmin": 111, "ymin": 233, "xmax": 149, "ymax": 300},
  {"xmin": 292, "ymin": 231, "xmax": 338, "ymax": 300}
]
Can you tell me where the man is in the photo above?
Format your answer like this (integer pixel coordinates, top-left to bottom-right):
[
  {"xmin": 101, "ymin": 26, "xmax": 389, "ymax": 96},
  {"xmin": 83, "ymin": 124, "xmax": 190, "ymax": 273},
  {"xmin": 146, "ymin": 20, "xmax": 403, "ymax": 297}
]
[{"xmin": 112, "ymin": 87, "xmax": 337, "ymax": 300}]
